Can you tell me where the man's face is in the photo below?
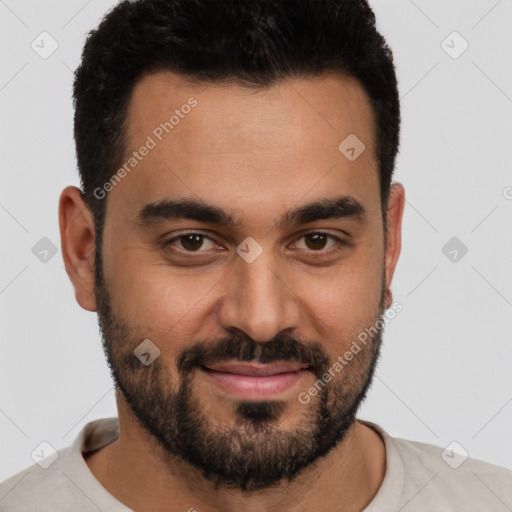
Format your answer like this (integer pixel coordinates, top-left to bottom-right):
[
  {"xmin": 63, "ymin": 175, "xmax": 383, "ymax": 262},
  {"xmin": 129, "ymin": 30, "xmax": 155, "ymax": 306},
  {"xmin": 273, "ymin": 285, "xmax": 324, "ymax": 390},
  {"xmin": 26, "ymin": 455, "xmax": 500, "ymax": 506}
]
[{"xmin": 93, "ymin": 71, "xmax": 396, "ymax": 491}]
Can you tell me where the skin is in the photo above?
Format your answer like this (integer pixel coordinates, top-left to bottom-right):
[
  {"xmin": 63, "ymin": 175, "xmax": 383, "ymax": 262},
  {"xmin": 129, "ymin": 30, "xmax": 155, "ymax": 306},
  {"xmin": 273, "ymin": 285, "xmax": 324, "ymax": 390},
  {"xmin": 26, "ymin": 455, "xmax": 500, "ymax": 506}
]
[{"xmin": 59, "ymin": 71, "xmax": 405, "ymax": 512}]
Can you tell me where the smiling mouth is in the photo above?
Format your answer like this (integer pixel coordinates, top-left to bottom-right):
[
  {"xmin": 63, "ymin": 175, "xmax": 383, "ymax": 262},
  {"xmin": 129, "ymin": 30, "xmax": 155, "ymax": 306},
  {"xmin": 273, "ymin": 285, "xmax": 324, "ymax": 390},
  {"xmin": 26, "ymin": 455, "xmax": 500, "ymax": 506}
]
[
  {"xmin": 202, "ymin": 361, "xmax": 310, "ymax": 376},
  {"xmin": 199, "ymin": 361, "xmax": 311, "ymax": 398}
]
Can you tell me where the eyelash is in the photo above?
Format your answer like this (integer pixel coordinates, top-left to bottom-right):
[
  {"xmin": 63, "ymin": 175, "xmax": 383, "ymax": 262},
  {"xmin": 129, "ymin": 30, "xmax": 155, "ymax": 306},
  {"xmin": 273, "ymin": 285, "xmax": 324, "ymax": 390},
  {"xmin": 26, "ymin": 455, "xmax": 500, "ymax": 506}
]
[{"xmin": 163, "ymin": 231, "xmax": 348, "ymax": 258}]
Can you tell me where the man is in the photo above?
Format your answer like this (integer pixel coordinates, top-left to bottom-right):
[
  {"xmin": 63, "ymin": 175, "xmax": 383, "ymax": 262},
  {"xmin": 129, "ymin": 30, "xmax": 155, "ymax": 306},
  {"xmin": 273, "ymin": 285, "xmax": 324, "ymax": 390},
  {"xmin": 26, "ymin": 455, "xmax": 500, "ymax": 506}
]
[{"xmin": 1, "ymin": 0, "xmax": 511, "ymax": 510}]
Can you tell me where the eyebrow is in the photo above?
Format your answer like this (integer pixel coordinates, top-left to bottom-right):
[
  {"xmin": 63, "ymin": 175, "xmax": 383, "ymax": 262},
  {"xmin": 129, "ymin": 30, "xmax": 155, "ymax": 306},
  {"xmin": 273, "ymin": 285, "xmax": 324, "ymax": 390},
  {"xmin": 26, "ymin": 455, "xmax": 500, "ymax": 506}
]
[{"xmin": 135, "ymin": 195, "xmax": 366, "ymax": 230}]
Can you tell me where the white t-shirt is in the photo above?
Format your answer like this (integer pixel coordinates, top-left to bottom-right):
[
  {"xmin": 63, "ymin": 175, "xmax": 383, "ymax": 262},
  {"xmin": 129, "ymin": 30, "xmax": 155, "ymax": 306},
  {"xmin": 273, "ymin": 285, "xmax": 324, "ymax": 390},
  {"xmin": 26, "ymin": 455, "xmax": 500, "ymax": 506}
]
[{"xmin": 1, "ymin": 417, "xmax": 511, "ymax": 511}]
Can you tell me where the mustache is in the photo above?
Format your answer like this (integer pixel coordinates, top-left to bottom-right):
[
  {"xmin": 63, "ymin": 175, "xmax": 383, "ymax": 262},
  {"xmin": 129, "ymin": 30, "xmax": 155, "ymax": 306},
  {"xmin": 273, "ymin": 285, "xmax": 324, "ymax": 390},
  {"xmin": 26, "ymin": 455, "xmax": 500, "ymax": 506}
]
[{"xmin": 177, "ymin": 333, "xmax": 331, "ymax": 380}]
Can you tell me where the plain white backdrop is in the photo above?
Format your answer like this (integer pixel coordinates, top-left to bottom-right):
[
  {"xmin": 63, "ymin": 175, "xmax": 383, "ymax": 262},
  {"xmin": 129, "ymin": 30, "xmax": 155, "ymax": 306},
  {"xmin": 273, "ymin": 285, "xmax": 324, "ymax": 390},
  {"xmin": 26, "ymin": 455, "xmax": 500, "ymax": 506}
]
[{"xmin": 1, "ymin": 0, "xmax": 511, "ymax": 482}]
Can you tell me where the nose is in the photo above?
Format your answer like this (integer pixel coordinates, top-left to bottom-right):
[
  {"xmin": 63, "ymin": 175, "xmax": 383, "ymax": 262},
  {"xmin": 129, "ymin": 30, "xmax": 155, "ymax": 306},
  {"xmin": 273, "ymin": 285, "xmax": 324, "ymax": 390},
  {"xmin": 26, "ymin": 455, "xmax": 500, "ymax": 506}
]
[{"xmin": 217, "ymin": 253, "xmax": 301, "ymax": 343}]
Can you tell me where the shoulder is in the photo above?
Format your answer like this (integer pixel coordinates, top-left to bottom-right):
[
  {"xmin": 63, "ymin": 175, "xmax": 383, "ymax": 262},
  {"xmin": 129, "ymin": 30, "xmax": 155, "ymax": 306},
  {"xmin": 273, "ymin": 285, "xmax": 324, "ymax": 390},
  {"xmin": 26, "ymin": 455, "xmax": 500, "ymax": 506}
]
[
  {"xmin": 0, "ymin": 447, "xmax": 77, "ymax": 510},
  {"xmin": 393, "ymin": 434, "xmax": 512, "ymax": 508},
  {"xmin": 361, "ymin": 420, "xmax": 512, "ymax": 510},
  {"xmin": 0, "ymin": 417, "xmax": 121, "ymax": 511}
]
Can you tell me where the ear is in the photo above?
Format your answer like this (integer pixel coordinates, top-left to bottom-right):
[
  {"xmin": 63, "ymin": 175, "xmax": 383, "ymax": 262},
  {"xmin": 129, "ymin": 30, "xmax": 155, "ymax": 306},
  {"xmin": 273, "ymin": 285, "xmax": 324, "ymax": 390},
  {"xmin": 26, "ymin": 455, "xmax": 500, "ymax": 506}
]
[
  {"xmin": 58, "ymin": 186, "xmax": 97, "ymax": 312},
  {"xmin": 383, "ymin": 183, "xmax": 405, "ymax": 309}
]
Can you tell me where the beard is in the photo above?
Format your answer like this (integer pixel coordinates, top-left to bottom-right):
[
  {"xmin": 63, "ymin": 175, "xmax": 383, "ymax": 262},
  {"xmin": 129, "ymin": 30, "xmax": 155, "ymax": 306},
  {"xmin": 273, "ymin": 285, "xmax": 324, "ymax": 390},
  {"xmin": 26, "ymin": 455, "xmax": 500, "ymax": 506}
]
[{"xmin": 93, "ymin": 247, "xmax": 388, "ymax": 492}]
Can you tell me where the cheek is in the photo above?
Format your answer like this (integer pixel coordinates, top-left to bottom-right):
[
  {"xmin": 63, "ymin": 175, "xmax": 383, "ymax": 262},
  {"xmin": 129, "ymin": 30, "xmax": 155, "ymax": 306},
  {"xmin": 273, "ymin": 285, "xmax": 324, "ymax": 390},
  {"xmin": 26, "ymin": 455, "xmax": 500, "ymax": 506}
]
[
  {"xmin": 298, "ymin": 247, "xmax": 384, "ymax": 345},
  {"xmin": 103, "ymin": 242, "xmax": 223, "ymax": 340}
]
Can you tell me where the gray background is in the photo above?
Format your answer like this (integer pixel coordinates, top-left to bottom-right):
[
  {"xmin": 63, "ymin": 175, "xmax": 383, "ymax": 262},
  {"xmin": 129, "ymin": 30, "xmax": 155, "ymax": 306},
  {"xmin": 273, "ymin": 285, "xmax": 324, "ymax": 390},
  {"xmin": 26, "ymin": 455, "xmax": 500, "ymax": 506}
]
[{"xmin": 1, "ymin": 0, "xmax": 511, "ymax": 481}]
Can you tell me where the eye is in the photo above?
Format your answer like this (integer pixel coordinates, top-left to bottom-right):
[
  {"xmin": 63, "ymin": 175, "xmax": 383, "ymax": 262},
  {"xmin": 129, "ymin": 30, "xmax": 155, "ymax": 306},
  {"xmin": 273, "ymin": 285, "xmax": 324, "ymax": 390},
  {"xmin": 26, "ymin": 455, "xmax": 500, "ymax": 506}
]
[
  {"xmin": 293, "ymin": 232, "xmax": 346, "ymax": 253},
  {"xmin": 163, "ymin": 231, "xmax": 348, "ymax": 257},
  {"xmin": 164, "ymin": 232, "xmax": 218, "ymax": 252}
]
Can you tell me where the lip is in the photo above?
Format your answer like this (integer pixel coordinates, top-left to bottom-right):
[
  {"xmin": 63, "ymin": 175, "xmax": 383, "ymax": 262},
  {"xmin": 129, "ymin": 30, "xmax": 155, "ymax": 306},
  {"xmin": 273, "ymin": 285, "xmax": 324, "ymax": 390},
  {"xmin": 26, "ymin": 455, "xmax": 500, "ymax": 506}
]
[
  {"xmin": 200, "ymin": 362, "xmax": 310, "ymax": 399},
  {"xmin": 204, "ymin": 362, "xmax": 309, "ymax": 376}
]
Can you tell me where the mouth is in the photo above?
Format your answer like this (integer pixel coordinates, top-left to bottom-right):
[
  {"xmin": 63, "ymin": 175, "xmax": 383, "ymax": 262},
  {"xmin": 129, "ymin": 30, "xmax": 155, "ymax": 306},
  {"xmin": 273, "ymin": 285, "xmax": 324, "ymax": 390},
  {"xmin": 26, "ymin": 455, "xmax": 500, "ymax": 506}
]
[
  {"xmin": 199, "ymin": 362, "xmax": 311, "ymax": 399},
  {"xmin": 203, "ymin": 361, "xmax": 310, "ymax": 376}
]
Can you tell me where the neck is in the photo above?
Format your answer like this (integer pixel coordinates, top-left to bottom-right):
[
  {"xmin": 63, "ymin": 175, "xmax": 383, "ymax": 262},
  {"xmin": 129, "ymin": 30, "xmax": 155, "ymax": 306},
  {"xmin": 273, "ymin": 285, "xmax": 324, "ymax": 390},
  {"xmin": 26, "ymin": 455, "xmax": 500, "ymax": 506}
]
[{"xmin": 85, "ymin": 404, "xmax": 386, "ymax": 512}]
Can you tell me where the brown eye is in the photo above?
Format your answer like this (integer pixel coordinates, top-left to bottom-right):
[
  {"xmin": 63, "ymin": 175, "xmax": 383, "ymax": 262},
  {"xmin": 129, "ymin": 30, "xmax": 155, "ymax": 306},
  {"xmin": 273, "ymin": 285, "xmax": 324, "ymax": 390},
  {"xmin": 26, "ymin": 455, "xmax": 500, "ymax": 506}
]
[
  {"xmin": 295, "ymin": 232, "xmax": 342, "ymax": 252},
  {"xmin": 165, "ymin": 233, "xmax": 217, "ymax": 252},
  {"xmin": 304, "ymin": 233, "xmax": 329, "ymax": 250},
  {"xmin": 180, "ymin": 234, "xmax": 205, "ymax": 251}
]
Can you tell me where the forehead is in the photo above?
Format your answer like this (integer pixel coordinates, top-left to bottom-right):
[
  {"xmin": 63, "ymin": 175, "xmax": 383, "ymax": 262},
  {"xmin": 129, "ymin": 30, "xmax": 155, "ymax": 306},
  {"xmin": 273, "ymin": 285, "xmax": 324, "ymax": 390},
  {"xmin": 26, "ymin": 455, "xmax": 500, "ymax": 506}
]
[{"xmin": 108, "ymin": 70, "xmax": 380, "ymax": 226}]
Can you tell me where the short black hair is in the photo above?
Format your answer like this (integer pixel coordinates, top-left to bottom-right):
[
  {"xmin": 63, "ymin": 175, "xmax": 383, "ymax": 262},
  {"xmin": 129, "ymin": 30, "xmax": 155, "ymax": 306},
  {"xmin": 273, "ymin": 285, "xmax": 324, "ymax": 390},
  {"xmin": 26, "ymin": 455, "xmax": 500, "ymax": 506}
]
[{"xmin": 73, "ymin": 0, "xmax": 400, "ymax": 239}]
